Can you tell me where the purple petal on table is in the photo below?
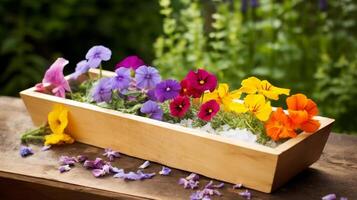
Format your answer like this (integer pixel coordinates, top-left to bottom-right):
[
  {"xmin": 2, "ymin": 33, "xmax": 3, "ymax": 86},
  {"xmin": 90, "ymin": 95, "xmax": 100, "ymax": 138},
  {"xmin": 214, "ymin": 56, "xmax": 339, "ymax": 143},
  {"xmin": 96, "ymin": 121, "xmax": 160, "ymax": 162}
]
[
  {"xmin": 103, "ymin": 148, "xmax": 120, "ymax": 161},
  {"xmin": 77, "ymin": 155, "xmax": 88, "ymax": 163},
  {"xmin": 340, "ymin": 197, "xmax": 348, "ymax": 200},
  {"xmin": 110, "ymin": 166, "xmax": 123, "ymax": 174},
  {"xmin": 92, "ymin": 169, "xmax": 105, "ymax": 177},
  {"xmin": 138, "ymin": 160, "xmax": 150, "ymax": 169},
  {"xmin": 190, "ymin": 187, "xmax": 221, "ymax": 200},
  {"xmin": 239, "ymin": 189, "xmax": 251, "ymax": 200},
  {"xmin": 179, "ymin": 178, "xmax": 199, "ymax": 189},
  {"xmin": 159, "ymin": 166, "xmax": 171, "ymax": 176},
  {"xmin": 41, "ymin": 145, "xmax": 51, "ymax": 151},
  {"xmin": 322, "ymin": 194, "xmax": 337, "ymax": 200},
  {"xmin": 113, "ymin": 170, "xmax": 155, "ymax": 181},
  {"xmin": 59, "ymin": 156, "xmax": 78, "ymax": 166},
  {"xmin": 20, "ymin": 146, "xmax": 34, "ymax": 157},
  {"xmin": 136, "ymin": 170, "xmax": 155, "ymax": 179},
  {"xmin": 204, "ymin": 181, "xmax": 224, "ymax": 189},
  {"xmin": 186, "ymin": 173, "xmax": 199, "ymax": 181},
  {"xmin": 83, "ymin": 158, "xmax": 106, "ymax": 169},
  {"xmin": 59, "ymin": 165, "xmax": 71, "ymax": 173},
  {"xmin": 233, "ymin": 183, "xmax": 243, "ymax": 189}
]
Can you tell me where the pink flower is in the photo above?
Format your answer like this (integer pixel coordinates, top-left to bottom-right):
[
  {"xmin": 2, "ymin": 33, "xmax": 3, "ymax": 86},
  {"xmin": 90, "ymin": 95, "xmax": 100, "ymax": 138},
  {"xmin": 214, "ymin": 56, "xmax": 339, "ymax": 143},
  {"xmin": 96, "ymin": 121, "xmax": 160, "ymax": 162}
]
[
  {"xmin": 36, "ymin": 58, "xmax": 71, "ymax": 98},
  {"xmin": 185, "ymin": 69, "xmax": 217, "ymax": 97},
  {"xmin": 198, "ymin": 100, "xmax": 220, "ymax": 121},
  {"xmin": 115, "ymin": 55, "xmax": 145, "ymax": 70}
]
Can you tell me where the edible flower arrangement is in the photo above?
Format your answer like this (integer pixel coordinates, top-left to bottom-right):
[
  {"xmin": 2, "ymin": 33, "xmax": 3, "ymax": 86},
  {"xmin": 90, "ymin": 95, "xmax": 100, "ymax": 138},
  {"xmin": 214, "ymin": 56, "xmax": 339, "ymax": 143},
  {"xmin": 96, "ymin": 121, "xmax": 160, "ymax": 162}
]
[{"xmin": 21, "ymin": 45, "xmax": 321, "ymax": 147}]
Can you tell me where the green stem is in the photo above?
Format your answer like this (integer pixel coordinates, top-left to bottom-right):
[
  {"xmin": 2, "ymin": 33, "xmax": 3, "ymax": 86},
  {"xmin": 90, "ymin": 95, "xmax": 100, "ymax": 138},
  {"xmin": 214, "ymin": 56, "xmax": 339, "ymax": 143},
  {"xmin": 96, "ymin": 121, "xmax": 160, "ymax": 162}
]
[{"xmin": 21, "ymin": 135, "xmax": 45, "ymax": 143}]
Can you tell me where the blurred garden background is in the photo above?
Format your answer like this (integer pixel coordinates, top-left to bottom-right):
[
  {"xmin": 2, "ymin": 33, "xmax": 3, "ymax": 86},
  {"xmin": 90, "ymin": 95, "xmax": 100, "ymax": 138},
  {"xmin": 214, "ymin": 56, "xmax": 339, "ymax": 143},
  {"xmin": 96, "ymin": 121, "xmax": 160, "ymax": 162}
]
[{"xmin": 0, "ymin": 0, "xmax": 356, "ymax": 134}]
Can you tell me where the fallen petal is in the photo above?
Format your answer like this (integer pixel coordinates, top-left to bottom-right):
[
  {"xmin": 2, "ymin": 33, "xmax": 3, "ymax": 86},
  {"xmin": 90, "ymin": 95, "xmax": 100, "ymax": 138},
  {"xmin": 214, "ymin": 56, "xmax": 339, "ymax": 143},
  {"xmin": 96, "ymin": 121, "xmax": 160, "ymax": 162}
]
[
  {"xmin": 159, "ymin": 166, "xmax": 172, "ymax": 176},
  {"xmin": 20, "ymin": 146, "xmax": 34, "ymax": 157},
  {"xmin": 322, "ymin": 194, "xmax": 337, "ymax": 200},
  {"xmin": 239, "ymin": 189, "xmax": 251, "ymax": 200},
  {"xmin": 138, "ymin": 160, "xmax": 150, "ymax": 169},
  {"xmin": 59, "ymin": 165, "xmax": 71, "ymax": 173}
]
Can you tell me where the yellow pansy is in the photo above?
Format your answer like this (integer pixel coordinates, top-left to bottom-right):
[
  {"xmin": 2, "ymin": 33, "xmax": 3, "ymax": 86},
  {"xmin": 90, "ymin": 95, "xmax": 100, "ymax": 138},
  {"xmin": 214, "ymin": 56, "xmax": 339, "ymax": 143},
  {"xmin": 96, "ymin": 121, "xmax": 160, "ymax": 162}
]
[
  {"xmin": 48, "ymin": 104, "xmax": 68, "ymax": 135},
  {"xmin": 239, "ymin": 77, "xmax": 290, "ymax": 100},
  {"xmin": 229, "ymin": 94, "xmax": 272, "ymax": 121},
  {"xmin": 44, "ymin": 133, "xmax": 74, "ymax": 146},
  {"xmin": 203, "ymin": 83, "xmax": 241, "ymax": 111}
]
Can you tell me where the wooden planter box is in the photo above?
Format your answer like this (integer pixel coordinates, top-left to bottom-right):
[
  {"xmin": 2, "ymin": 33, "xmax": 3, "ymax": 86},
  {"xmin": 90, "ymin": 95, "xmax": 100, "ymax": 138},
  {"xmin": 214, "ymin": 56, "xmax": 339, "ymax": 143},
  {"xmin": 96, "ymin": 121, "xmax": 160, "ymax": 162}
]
[{"xmin": 20, "ymin": 69, "xmax": 334, "ymax": 193}]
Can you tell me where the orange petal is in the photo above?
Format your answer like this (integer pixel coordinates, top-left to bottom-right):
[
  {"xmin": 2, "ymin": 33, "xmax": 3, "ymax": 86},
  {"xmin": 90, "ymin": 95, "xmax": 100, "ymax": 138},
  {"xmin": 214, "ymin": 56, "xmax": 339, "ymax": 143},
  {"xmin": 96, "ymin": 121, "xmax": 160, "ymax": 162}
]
[
  {"xmin": 300, "ymin": 118, "xmax": 321, "ymax": 133},
  {"xmin": 286, "ymin": 93, "xmax": 308, "ymax": 110},
  {"xmin": 266, "ymin": 126, "xmax": 281, "ymax": 141},
  {"xmin": 305, "ymin": 99, "xmax": 318, "ymax": 117},
  {"xmin": 288, "ymin": 110, "xmax": 309, "ymax": 127}
]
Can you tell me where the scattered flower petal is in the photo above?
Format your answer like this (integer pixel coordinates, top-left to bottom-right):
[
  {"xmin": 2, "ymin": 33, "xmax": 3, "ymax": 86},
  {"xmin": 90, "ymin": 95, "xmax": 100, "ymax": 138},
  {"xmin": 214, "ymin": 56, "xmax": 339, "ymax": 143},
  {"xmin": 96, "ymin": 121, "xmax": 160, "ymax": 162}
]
[
  {"xmin": 59, "ymin": 156, "xmax": 78, "ymax": 166},
  {"xmin": 159, "ymin": 166, "xmax": 172, "ymax": 176},
  {"xmin": 139, "ymin": 160, "xmax": 151, "ymax": 169},
  {"xmin": 113, "ymin": 170, "xmax": 155, "ymax": 181},
  {"xmin": 83, "ymin": 158, "xmax": 106, "ymax": 169},
  {"xmin": 19, "ymin": 146, "xmax": 34, "ymax": 157},
  {"xmin": 322, "ymin": 194, "xmax": 337, "ymax": 200},
  {"xmin": 179, "ymin": 173, "xmax": 200, "ymax": 189},
  {"xmin": 103, "ymin": 148, "xmax": 121, "ymax": 161},
  {"xmin": 59, "ymin": 165, "xmax": 71, "ymax": 173},
  {"xmin": 233, "ymin": 183, "xmax": 243, "ymax": 189},
  {"xmin": 77, "ymin": 155, "xmax": 88, "ymax": 163},
  {"xmin": 41, "ymin": 145, "xmax": 51, "ymax": 151},
  {"xmin": 239, "ymin": 189, "xmax": 251, "ymax": 200}
]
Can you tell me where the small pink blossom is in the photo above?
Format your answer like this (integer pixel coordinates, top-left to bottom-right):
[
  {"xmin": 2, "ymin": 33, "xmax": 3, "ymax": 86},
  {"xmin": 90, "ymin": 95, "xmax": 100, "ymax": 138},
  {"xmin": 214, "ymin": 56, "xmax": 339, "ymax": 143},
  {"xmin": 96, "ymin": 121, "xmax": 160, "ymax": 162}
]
[{"xmin": 35, "ymin": 58, "xmax": 71, "ymax": 98}]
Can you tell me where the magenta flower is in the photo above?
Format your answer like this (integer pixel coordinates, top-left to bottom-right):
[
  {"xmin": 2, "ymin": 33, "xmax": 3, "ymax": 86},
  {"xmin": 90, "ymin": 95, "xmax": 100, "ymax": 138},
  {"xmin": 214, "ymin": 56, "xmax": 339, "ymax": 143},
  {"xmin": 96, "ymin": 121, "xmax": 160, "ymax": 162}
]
[
  {"xmin": 185, "ymin": 69, "xmax": 217, "ymax": 96},
  {"xmin": 91, "ymin": 78, "xmax": 113, "ymax": 103},
  {"xmin": 35, "ymin": 58, "xmax": 71, "ymax": 98},
  {"xmin": 111, "ymin": 68, "xmax": 131, "ymax": 92},
  {"xmin": 155, "ymin": 79, "xmax": 181, "ymax": 102},
  {"xmin": 115, "ymin": 55, "xmax": 145, "ymax": 70},
  {"xmin": 71, "ymin": 60, "xmax": 91, "ymax": 80},
  {"xmin": 197, "ymin": 100, "xmax": 220, "ymax": 121},
  {"xmin": 86, "ymin": 45, "xmax": 112, "ymax": 68},
  {"xmin": 135, "ymin": 66, "xmax": 161, "ymax": 90},
  {"xmin": 140, "ymin": 100, "xmax": 163, "ymax": 120}
]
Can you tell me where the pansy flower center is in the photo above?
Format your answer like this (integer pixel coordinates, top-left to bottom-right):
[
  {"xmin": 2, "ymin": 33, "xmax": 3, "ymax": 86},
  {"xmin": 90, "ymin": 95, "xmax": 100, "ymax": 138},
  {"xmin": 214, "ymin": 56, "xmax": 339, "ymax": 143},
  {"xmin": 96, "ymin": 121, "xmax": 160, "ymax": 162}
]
[
  {"xmin": 208, "ymin": 109, "xmax": 213, "ymax": 113},
  {"xmin": 145, "ymin": 74, "xmax": 152, "ymax": 79},
  {"xmin": 199, "ymin": 80, "xmax": 205, "ymax": 85},
  {"xmin": 166, "ymin": 87, "xmax": 171, "ymax": 91}
]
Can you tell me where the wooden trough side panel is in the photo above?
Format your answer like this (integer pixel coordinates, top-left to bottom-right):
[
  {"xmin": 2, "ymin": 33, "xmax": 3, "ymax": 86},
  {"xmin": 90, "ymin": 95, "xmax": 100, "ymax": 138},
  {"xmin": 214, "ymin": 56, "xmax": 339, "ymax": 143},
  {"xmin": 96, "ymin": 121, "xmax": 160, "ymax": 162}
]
[
  {"xmin": 271, "ymin": 119, "xmax": 334, "ymax": 192},
  {"xmin": 20, "ymin": 91, "xmax": 279, "ymax": 193}
]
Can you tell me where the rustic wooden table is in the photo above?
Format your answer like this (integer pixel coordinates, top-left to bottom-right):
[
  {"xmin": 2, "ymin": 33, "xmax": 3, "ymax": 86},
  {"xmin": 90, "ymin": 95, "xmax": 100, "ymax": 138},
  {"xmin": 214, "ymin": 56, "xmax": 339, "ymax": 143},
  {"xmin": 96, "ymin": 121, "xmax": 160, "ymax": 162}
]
[{"xmin": 0, "ymin": 96, "xmax": 356, "ymax": 200}]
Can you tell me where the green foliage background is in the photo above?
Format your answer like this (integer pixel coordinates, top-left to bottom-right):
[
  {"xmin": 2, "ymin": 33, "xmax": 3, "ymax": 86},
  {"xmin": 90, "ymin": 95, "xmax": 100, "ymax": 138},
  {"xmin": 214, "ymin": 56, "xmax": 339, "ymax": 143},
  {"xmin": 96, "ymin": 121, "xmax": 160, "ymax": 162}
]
[{"xmin": 0, "ymin": 0, "xmax": 356, "ymax": 134}]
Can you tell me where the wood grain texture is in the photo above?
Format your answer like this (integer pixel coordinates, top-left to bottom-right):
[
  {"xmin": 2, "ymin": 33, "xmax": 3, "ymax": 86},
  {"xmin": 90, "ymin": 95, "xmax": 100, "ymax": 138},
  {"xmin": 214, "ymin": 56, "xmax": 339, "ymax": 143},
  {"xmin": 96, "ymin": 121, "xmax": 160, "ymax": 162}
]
[
  {"xmin": 0, "ymin": 97, "xmax": 356, "ymax": 199},
  {"xmin": 18, "ymin": 70, "xmax": 334, "ymax": 193}
]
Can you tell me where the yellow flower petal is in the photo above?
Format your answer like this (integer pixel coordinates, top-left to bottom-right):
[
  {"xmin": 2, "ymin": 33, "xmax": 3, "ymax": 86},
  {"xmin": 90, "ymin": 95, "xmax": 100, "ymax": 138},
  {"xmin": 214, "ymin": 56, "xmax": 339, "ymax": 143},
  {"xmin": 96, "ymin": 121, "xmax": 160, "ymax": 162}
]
[
  {"xmin": 217, "ymin": 83, "xmax": 229, "ymax": 98},
  {"xmin": 255, "ymin": 101, "xmax": 272, "ymax": 121},
  {"xmin": 48, "ymin": 104, "xmax": 69, "ymax": 135},
  {"xmin": 44, "ymin": 133, "xmax": 74, "ymax": 146},
  {"xmin": 259, "ymin": 80, "xmax": 290, "ymax": 100},
  {"xmin": 227, "ymin": 102, "xmax": 248, "ymax": 113},
  {"xmin": 239, "ymin": 77, "xmax": 261, "ymax": 94},
  {"xmin": 244, "ymin": 94, "xmax": 272, "ymax": 121}
]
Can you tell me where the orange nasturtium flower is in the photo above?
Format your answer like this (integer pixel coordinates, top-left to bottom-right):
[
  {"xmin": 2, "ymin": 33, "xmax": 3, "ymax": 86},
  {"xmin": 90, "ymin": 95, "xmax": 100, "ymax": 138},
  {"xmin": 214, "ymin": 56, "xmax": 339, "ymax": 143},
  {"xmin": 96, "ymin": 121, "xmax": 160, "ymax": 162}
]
[
  {"xmin": 45, "ymin": 104, "xmax": 74, "ymax": 146},
  {"xmin": 229, "ymin": 94, "xmax": 272, "ymax": 121},
  {"xmin": 239, "ymin": 77, "xmax": 290, "ymax": 100},
  {"xmin": 286, "ymin": 93, "xmax": 320, "ymax": 133},
  {"xmin": 265, "ymin": 108, "xmax": 297, "ymax": 141},
  {"xmin": 203, "ymin": 83, "xmax": 241, "ymax": 111}
]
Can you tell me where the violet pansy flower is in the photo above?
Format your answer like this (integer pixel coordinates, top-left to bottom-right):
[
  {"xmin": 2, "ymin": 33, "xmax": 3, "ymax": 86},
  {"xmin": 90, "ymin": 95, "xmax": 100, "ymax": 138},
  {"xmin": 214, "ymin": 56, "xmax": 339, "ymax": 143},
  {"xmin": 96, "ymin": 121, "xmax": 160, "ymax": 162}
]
[
  {"xmin": 135, "ymin": 65, "xmax": 161, "ymax": 90},
  {"xmin": 59, "ymin": 165, "xmax": 71, "ymax": 173},
  {"xmin": 159, "ymin": 166, "xmax": 171, "ymax": 176},
  {"xmin": 20, "ymin": 146, "xmax": 34, "ymax": 157},
  {"xmin": 155, "ymin": 79, "xmax": 181, "ymax": 102},
  {"xmin": 103, "ymin": 148, "xmax": 121, "ymax": 161},
  {"xmin": 140, "ymin": 100, "xmax": 163, "ymax": 121},
  {"xmin": 91, "ymin": 78, "xmax": 113, "ymax": 103},
  {"xmin": 115, "ymin": 55, "xmax": 145, "ymax": 70},
  {"xmin": 138, "ymin": 160, "xmax": 150, "ymax": 169},
  {"xmin": 35, "ymin": 58, "xmax": 71, "ymax": 98},
  {"xmin": 111, "ymin": 68, "xmax": 131, "ymax": 92},
  {"xmin": 86, "ymin": 45, "xmax": 112, "ymax": 68},
  {"xmin": 71, "ymin": 60, "xmax": 91, "ymax": 80}
]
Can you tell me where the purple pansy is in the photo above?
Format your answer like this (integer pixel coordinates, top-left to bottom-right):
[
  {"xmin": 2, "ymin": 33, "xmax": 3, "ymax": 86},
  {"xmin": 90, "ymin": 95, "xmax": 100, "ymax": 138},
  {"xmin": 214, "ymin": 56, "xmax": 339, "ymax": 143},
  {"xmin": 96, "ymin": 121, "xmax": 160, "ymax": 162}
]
[
  {"xmin": 138, "ymin": 161, "xmax": 150, "ymax": 169},
  {"xmin": 83, "ymin": 158, "xmax": 106, "ymax": 169},
  {"xmin": 113, "ymin": 170, "xmax": 155, "ymax": 181},
  {"xmin": 322, "ymin": 194, "xmax": 337, "ymax": 200},
  {"xmin": 179, "ymin": 173, "xmax": 200, "ymax": 189},
  {"xmin": 159, "ymin": 166, "xmax": 171, "ymax": 176},
  {"xmin": 59, "ymin": 156, "xmax": 78, "ymax": 166},
  {"xmin": 239, "ymin": 189, "xmax": 251, "ymax": 200},
  {"xmin": 135, "ymin": 66, "xmax": 161, "ymax": 90},
  {"xmin": 71, "ymin": 60, "xmax": 91, "ymax": 80},
  {"xmin": 59, "ymin": 165, "xmax": 71, "ymax": 173},
  {"xmin": 111, "ymin": 68, "xmax": 131, "ymax": 91},
  {"xmin": 155, "ymin": 79, "xmax": 181, "ymax": 102},
  {"xmin": 140, "ymin": 100, "xmax": 163, "ymax": 120},
  {"xmin": 103, "ymin": 148, "xmax": 121, "ymax": 161},
  {"xmin": 20, "ymin": 146, "xmax": 34, "ymax": 157},
  {"xmin": 115, "ymin": 55, "xmax": 145, "ymax": 70},
  {"xmin": 91, "ymin": 78, "xmax": 113, "ymax": 103},
  {"xmin": 77, "ymin": 155, "xmax": 88, "ymax": 163},
  {"xmin": 146, "ymin": 89, "xmax": 157, "ymax": 101},
  {"xmin": 85, "ymin": 45, "xmax": 112, "ymax": 68}
]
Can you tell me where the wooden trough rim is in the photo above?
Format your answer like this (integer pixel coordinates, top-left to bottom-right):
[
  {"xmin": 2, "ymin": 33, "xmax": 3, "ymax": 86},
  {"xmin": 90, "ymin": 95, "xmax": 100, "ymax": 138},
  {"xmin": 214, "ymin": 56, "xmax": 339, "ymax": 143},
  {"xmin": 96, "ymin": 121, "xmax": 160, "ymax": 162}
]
[{"xmin": 20, "ymin": 69, "xmax": 335, "ymax": 156}]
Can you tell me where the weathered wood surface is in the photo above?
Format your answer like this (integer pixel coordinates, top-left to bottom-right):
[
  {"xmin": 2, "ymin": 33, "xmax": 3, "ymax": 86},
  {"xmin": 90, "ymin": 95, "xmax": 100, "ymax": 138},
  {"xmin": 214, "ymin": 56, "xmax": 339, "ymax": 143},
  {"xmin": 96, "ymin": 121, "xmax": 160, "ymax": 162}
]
[{"xmin": 0, "ymin": 96, "xmax": 356, "ymax": 200}]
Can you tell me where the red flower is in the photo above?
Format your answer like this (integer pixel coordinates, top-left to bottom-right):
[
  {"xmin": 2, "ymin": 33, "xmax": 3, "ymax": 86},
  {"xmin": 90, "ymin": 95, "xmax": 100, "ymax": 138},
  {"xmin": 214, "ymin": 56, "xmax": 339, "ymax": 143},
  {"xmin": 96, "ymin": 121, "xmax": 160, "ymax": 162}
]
[
  {"xmin": 185, "ymin": 69, "xmax": 217, "ymax": 97},
  {"xmin": 180, "ymin": 79, "xmax": 202, "ymax": 98},
  {"xmin": 169, "ymin": 96, "xmax": 191, "ymax": 118},
  {"xmin": 198, "ymin": 100, "xmax": 220, "ymax": 121}
]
